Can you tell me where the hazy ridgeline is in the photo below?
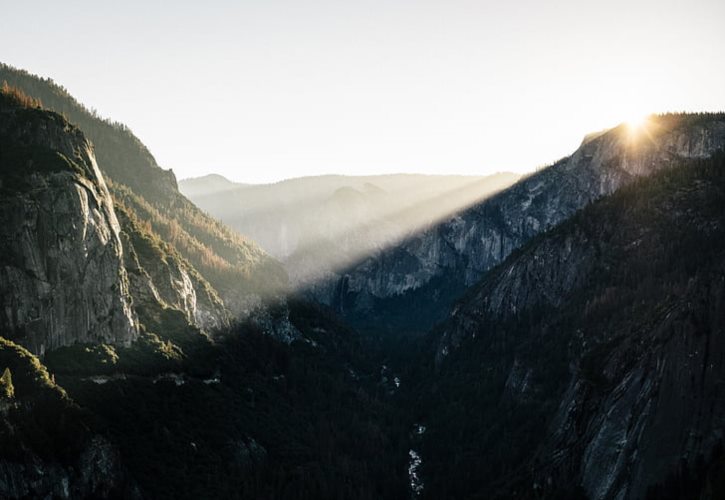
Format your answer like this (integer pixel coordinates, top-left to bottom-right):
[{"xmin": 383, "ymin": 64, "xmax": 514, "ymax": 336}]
[{"xmin": 181, "ymin": 172, "xmax": 519, "ymax": 287}]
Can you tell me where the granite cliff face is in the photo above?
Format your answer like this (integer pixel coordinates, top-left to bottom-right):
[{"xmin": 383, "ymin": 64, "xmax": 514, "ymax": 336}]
[
  {"xmin": 420, "ymin": 153, "xmax": 725, "ymax": 499},
  {"xmin": 309, "ymin": 114, "xmax": 725, "ymax": 332},
  {"xmin": 0, "ymin": 80, "xmax": 299, "ymax": 499},
  {"xmin": 1, "ymin": 63, "xmax": 287, "ymax": 330},
  {"xmin": 115, "ymin": 204, "xmax": 229, "ymax": 331},
  {"xmin": 0, "ymin": 94, "xmax": 138, "ymax": 355}
]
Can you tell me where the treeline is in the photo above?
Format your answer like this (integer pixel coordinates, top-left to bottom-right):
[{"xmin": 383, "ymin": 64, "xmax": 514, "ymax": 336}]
[{"xmin": 0, "ymin": 81, "xmax": 42, "ymax": 108}]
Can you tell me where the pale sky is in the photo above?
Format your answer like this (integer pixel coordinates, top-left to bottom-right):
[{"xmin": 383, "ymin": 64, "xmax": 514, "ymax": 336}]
[{"xmin": 2, "ymin": 0, "xmax": 724, "ymax": 183}]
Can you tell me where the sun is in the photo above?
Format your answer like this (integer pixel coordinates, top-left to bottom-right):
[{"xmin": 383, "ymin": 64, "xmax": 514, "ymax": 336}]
[{"xmin": 625, "ymin": 112, "xmax": 650, "ymax": 134}]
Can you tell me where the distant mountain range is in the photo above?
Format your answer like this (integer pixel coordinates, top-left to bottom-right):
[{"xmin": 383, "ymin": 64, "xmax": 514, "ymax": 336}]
[
  {"xmin": 179, "ymin": 173, "xmax": 246, "ymax": 198},
  {"xmin": 180, "ymin": 172, "xmax": 520, "ymax": 288}
]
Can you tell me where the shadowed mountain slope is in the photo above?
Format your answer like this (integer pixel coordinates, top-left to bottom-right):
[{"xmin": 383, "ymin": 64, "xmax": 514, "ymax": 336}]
[{"xmin": 414, "ymin": 152, "xmax": 725, "ymax": 499}]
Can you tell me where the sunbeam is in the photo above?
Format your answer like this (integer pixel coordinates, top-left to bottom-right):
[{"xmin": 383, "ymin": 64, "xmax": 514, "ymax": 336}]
[
  {"xmin": 183, "ymin": 172, "xmax": 519, "ymax": 291},
  {"xmin": 287, "ymin": 175, "xmax": 517, "ymax": 287}
]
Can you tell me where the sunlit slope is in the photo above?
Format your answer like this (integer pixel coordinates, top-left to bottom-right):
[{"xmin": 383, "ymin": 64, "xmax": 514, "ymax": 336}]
[
  {"xmin": 0, "ymin": 63, "xmax": 287, "ymax": 313},
  {"xmin": 308, "ymin": 113, "xmax": 725, "ymax": 334}
]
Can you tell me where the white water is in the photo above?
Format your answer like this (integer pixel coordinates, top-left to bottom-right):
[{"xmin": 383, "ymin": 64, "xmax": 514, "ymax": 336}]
[
  {"xmin": 408, "ymin": 423, "xmax": 427, "ymax": 497},
  {"xmin": 408, "ymin": 449, "xmax": 424, "ymax": 497}
]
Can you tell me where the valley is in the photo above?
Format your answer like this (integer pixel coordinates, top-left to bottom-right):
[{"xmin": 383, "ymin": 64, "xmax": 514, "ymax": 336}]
[{"xmin": 1, "ymin": 62, "xmax": 725, "ymax": 500}]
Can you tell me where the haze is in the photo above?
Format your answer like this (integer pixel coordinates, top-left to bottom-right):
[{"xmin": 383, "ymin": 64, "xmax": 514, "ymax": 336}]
[{"xmin": 2, "ymin": 0, "xmax": 724, "ymax": 183}]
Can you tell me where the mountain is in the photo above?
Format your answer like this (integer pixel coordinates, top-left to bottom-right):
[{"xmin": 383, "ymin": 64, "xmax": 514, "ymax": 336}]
[
  {"xmin": 0, "ymin": 63, "xmax": 287, "ymax": 321},
  {"xmin": 414, "ymin": 152, "xmax": 725, "ymax": 499},
  {"xmin": 181, "ymin": 173, "xmax": 519, "ymax": 290},
  {"xmin": 179, "ymin": 173, "xmax": 245, "ymax": 198},
  {"xmin": 306, "ymin": 114, "xmax": 725, "ymax": 335}
]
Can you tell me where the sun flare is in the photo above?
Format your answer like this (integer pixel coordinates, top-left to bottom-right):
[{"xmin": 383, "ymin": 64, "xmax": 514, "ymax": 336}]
[{"xmin": 625, "ymin": 112, "xmax": 650, "ymax": 133}]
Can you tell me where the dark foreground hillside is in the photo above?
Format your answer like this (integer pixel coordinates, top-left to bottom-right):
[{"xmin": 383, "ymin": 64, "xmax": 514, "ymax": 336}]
[{"xmin": 46, "ymin": 299, "xmax": 411, "ymax": 500}]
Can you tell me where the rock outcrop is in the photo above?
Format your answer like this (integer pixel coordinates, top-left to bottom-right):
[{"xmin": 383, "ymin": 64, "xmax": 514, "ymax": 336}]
[
  {"xmin": 0, "ymin": 93, "xmax": 138, "ymax": 355},
  {"xmin": 0, "ymin": 435, "xmax": 140, "ymax": 499},
  {"xmin": 116, "ymin": 205, "xmax": 229, "ymax": 331}
]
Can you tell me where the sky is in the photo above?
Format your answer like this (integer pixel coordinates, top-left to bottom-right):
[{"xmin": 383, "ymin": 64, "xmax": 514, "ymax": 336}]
[{"xmin": 2, "ymin": 0, "xmax": 724, "ymax": 183}]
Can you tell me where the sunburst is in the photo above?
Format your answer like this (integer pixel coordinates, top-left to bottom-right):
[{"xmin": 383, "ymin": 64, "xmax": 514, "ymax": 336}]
[{"xmin": 625, "ymin": 112, "xmax": 651, "ymax": 134}]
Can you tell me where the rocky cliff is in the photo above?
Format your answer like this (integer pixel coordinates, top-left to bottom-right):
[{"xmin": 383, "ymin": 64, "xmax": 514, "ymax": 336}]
[
  {"xmin": 0, "ymin": 90, "xmax": 138, "ymax": 355},
  {"xmin": 309, "ymin": 114, "xmax": 725, "ymax": 333},
  {"xmin": 114, "ymin": 194, "xmax": 230, "ymax": 331},
  {"xmin": 0, "ymin": 63, "xmax": 287, "ymax": 328},
  {"xmin": 418, "ymin": 153, "xmax": 725, "ymax": 499}
]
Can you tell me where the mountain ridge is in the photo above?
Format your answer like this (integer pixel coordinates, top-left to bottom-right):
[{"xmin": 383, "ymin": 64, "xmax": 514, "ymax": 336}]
[{"xmin": 306, "ymin": 113, "xmax": 725, "ymax": 335}]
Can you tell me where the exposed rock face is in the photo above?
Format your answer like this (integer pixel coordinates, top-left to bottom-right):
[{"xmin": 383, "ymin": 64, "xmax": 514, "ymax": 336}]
[
  {"xmin": 0, "ymin": 99, "xmax": 138, "ymax": 355},
  {"xmin": 308, "ymin": 115, "xmax": 725, "ymax": 332},
  {"xmin": 117, "ymin": 208, "xmax": 229, "ymax": 331},
  {"xmin": 422, "ymin": 155, "xmax": 725, "ymax": 499},
  {"xmin": 230, "ymin": 437, "xmax": 268, "ymax": 470}
]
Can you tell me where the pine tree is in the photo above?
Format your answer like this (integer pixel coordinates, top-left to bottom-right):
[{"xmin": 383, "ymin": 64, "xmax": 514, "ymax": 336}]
[{"xmin": 0, "ymin": 367, "xmax": 14, "ymax": 399}]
